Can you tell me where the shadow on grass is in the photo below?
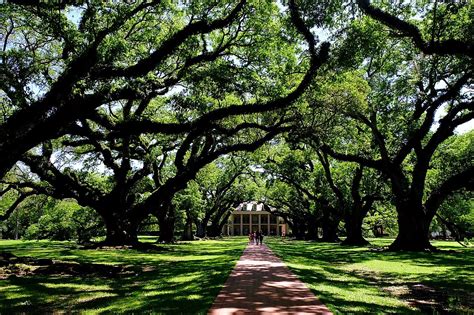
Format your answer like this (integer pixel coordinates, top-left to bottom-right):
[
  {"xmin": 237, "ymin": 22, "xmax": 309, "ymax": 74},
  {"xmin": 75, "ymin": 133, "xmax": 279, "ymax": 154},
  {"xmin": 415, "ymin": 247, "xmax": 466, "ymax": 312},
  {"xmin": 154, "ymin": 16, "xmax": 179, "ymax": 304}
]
[
  {"xmin": 0, "ymin": 238, "xmax": 247, "ymax": 313},
  {"xmin": 266, "ymin": 238, "xmax": 474, "ymax": 314}
]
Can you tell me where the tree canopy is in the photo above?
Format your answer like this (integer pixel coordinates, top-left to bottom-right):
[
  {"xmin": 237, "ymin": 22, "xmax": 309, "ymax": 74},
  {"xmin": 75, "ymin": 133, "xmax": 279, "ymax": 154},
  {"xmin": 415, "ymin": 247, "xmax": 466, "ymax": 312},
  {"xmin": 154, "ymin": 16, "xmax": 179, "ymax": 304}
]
[{"xmin": 0, "ymin": 0, "xmax": 472, "ymax": 251}]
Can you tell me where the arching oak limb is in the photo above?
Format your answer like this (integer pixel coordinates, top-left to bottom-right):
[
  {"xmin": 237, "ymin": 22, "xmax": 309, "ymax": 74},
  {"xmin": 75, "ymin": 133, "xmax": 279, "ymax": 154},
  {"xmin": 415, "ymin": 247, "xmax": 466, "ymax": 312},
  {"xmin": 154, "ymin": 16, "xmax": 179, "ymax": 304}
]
[{"xmin": 357, "ymin": 0, "xmax": 474, "ymax": 58}]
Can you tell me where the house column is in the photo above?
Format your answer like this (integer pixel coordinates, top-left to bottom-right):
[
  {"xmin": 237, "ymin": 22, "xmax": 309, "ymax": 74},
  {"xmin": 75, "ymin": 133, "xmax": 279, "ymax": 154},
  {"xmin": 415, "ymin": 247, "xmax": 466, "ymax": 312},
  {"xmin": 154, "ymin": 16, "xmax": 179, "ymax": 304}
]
[
  {"xmin": 250, "ymin": 213, "xmax": 252, "ymax": 232},
  {"xmin": 240, "ymin": 214, "xmax": 243, "ymax": 236},
  {"xmin": 267, "ymin": 214, "xmax": 270, "ymax": 235},
  {"xmin": 276, "ymin": 216, "xmax": 280, "ymax": 236}
]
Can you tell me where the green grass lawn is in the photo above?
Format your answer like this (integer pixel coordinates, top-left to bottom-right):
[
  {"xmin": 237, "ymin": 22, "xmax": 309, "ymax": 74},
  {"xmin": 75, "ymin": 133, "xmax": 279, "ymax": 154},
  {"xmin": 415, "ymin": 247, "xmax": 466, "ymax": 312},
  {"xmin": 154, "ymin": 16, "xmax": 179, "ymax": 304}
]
[
  {"xmin": 2, "ymin": 237, "xmax": 472, "ymax": 314},
  {"xmin": 266, "ymin": 238, "xmax": 474, "ymax": 314},
  {"xmin": 0, "ymin": 237, "xmax": 247, "ymax": 313}
]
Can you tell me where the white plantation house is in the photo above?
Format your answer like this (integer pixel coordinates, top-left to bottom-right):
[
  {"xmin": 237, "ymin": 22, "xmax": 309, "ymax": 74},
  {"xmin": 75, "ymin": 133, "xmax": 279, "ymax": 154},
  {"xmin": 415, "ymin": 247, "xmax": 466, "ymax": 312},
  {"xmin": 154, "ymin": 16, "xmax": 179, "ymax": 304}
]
[{"xmin": 222, "ymin": 202, "xmax": 289, "ymax": 236}]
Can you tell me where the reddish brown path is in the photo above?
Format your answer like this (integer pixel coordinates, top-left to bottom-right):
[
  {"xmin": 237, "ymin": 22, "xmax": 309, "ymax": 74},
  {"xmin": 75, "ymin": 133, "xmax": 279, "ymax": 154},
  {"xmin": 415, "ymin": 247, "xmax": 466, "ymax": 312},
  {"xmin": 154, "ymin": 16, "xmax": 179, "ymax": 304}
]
[{"xmin": 208, "ymin": 244, "xmax": 332, "ymax": 315}]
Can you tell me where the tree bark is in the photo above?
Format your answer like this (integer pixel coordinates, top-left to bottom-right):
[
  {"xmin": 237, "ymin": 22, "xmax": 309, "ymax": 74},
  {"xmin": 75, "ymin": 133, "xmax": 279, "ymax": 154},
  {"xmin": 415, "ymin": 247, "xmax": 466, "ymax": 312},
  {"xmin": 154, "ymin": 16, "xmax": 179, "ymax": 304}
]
[
  {"xmin": 158, "ymin": 216, "xmax": 175, "ymax": 243},
  {"xmin": 206, "ymin": 223, "xmax": 222, "ymax": 237},
  {"xmin": 181, "ymin": 215, "xmax": 194, "ymax": 241},
  {"xmin": 320, "ymin": 206, "xmax": 340, "ymax": 242},
  {"xmin": 305, "ymin": 216, "xmax": 320, "ymax": 240},
  {"xmin": 321, "ymin": 222, "xmax": 339, "ymax": 242},
  {"xmin": 292, "ymin": 220, "xmax": 307, "ymax": 240},
  {"xmin": 389, "ymin": 200, "xmax": 435, "ymax": 251},
  {"xmin": 195, "ymin": 219, "xmax": 208, "ymax": 238},
  {"xmin": 101, "ymin": 216, "xmax": 139, "ymax": 246},
  {"xmin": 342, "ymin": 214, "xmax": 369, "ymax": 246}
]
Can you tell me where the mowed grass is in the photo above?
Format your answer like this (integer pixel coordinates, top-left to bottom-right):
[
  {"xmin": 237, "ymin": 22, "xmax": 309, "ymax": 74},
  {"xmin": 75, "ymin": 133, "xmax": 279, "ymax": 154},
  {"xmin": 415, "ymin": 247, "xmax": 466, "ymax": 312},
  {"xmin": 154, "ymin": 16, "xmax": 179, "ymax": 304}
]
[
  {"xmin": 0, "ymin": 237, "xmax": 247, "ymax": 313},
  {"xmin": 266, "ymin": 238, "xmax": 474, "ymax": 314}
]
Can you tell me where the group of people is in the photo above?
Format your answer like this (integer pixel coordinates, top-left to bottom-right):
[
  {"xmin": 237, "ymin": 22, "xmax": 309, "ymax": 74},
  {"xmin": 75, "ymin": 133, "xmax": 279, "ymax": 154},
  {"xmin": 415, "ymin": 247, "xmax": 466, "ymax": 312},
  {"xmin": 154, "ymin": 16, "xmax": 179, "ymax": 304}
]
[{"xmin": 249, "ymin": 231, "xmax": 264, "ymax": 245}]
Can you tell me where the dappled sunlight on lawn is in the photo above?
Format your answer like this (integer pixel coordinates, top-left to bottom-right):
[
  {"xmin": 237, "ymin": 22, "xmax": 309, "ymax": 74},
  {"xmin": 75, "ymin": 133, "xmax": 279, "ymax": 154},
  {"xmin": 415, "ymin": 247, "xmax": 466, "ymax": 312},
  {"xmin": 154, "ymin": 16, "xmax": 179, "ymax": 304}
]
[
  {"xmin": 266, "ymin": 237, "xmax": 474, "ymax": 314},
  {"xmin": 0, "ymin": 237, "xmax": 247, "ymax": 313}
]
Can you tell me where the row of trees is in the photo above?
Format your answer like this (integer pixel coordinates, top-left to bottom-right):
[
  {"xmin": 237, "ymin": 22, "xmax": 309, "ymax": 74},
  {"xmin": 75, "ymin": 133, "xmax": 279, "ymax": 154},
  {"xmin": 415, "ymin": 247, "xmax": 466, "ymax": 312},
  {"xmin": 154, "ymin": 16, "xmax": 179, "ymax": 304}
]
[
  {"xmin": 259, "ymin": 131, "xmax": 472, "ymax": 247},
  {"xmin": 3, "ymin": 131, "xmax": 471, "ymax": 248},
  {"xmin": 1, "ymin": 0, "xmax": 472, "ymax": 251}
]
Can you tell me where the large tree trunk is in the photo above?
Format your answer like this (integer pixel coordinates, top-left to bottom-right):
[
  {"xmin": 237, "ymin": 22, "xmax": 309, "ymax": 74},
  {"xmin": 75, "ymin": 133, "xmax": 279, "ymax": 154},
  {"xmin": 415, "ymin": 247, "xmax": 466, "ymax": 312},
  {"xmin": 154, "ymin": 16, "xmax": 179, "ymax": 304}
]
[
  {"xmin": 181, "ymin": 215, "xmax": 194, "ymax": 241},
  {"xmin": 206, "ymin": 223, "xmax": 222, "ymax": 237},
  {"xmin": 207, "ymin": 210, "xmax": 231, "ymax": 237},
  {"xmin": 292, "ymin": 220, "xmax": 307, "ymax": 240},
  {"xmin": 342, "ymin": 209, "xmax": 369, "ymax": 246},
  {"xmin": 305, "ymin": 216, "xmax": 319, "ymax": 240},
  {"xmin": 158, "ymin": 216, "xmax": 175, "ymax": 243},
  {"xmin": 320, "ymin": 207, "xmax": 340, "ymax": 242},
  {"xmin": 195, "ymin": 219, "xmax": 208, "ymax": 238},
  {"xmin": 157, "ymin": 205, "xmax": 176, "ymax": 243},
  {"xmin": 342, "ymin": 216, "xmax": 368, "ymax": 246},
  {"xmin": 321, "ymin": 222, "xmax": 339, "ymax": 242},
  {"xmin": 101, "ymin": 216, "xmax": 139, "ymax": 246},
  {"xmin": 218, "ymin": 212, "xmax": 232, "ymax": 236},
  {"xmin": 389, "ymin": 200, "xmax": 435, "ymax": 251}
]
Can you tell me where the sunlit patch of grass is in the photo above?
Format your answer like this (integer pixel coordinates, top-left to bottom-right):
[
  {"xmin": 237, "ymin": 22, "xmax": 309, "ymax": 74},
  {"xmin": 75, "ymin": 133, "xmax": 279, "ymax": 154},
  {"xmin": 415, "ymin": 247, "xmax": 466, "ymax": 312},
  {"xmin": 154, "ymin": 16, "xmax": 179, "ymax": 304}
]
[
  {"xmin": 76, "ymin": 292, "xmax": 118, "ymax": 303},
  {"xmin": 41, "ymin": 283, "xmax": 111, "ymax": 291},
  {"xmin": 186, "ymin": 294, "xmax": 202, "ymax": 300},
  {"xmin": 0, "ymin": 237, "xmax": 247, "ymax": 313},
  {"xmin": 3, "ymin": 291, "xmax": 31, "ymax": 300},
  {"xmin": 167, "ymin": 273, "xmax": 202, "ymax": 283},
  {"xmin": 266, "ymin": 237, "xmax": 474, "ymax": 314}
]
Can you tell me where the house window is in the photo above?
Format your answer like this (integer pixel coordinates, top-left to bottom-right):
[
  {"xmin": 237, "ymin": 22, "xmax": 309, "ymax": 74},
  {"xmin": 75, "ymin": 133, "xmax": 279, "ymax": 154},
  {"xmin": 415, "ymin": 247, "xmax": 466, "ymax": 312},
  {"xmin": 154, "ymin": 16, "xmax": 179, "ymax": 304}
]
[
  {"xmin": 233, "ymin": 215, "xmax": 241, "ymax": 224},
  {"xmin": 252, "ymin": 215, "xmax": 259, "ymax": 224},
  {"xmin": 270, "ymin": 215, "xmax": 277, "ymax": 224},
  {"xmin": 233, "ymin": 225, "xmax": 241, "ymax": 235}
]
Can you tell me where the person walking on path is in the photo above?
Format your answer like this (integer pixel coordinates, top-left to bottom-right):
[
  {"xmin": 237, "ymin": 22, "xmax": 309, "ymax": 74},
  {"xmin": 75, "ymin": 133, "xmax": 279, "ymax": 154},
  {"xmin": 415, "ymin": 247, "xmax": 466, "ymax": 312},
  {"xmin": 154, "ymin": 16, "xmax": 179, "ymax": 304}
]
[
  {"xmin": 255, "ymin": 231, "xmax": 260, "ymax": 245},
  {"xmin": 259, "ymin": 231, "xmax": 264, "ymax": 245},
  {"xmin": 248, "ymin": 233, "xmax": 253, "ymax": 245}
]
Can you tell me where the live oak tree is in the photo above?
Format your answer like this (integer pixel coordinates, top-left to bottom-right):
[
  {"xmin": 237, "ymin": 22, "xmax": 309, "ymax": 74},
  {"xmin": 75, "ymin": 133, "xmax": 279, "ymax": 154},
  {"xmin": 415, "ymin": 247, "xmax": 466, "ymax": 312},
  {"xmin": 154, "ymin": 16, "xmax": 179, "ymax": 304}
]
[
  {"xmin": 0, "ymin": 184, "xmax": 102, "ymax": 242},
  {"xmin": 193, "ymin": 158, "xmax": 245, "ymax": 238},
  {"xmin": 428, "ymin": 131, "xmax": 474, "ymax": 242},
  {"xmin": 205, "ymin": 174, "xmax": 255, "ymax": 238},
  {"xmin": 0, "ymin": 182, "xmax": 36, "ymax": 224},
  {"xmin": 319, "ymin": 1, "xmax": 473, "ymax": 250},
  {"xmin": 290, "ymin": 70, "xmax": 386, "ymax": 245},
  {"xmin": 265, "ymin": 179, "xmax": 319, "ymax": 240},
  {"xmin": 0, "ymin": 181, "xmax": 39, "ymax": 239},
  {"xmin": 1, "ymin": 0, "xmax": 165, "ymax": 177},
  {"xmin": 0, "ymin": 0, "xmax": 279, "ymax": 178},
  {"xmin": 176, "ymin": 155, "xmax": 255, "ymax": 239},
  {"xmin": 261, "ymin": 140, "xmax": 383, "ymax": 244},
  {"xmin": 315, "ymin": 151, "xmax": 384, "ymax": 246},
  {"xmin": 3, "ymin": 1, "xmax": 330, "ymax": 245},
  {"xmin": 5, "ymin": 0, "xmax": 470, "ymax": 253},
  {"xmin": 261, "ymin": 145, "xmax": 343, "ymax": 242}
]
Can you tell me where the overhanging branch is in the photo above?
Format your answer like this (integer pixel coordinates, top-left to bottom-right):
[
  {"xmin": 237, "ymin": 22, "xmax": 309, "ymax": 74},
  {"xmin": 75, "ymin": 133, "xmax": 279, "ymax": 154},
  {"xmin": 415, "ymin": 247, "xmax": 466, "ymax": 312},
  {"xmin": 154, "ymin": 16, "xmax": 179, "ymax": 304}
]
[{"xmin": 357, "ymin": 0, "xmax": 473, "ymax": 58}]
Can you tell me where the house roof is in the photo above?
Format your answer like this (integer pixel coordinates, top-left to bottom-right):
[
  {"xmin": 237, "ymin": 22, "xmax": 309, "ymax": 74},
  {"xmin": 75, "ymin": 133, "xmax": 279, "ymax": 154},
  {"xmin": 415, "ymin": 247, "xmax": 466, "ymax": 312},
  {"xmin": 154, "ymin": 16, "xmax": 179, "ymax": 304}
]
[{"xmin": 235, "ymin": 201, "xmax": 272, "ymax": 211}]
